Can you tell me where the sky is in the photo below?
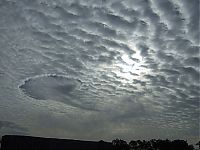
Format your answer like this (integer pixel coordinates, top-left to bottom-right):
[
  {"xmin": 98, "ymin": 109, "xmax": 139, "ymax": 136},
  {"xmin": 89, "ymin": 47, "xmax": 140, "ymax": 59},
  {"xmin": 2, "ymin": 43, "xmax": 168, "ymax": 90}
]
[{"xmin": 0, "ymin": 0, "xmax": 199, "ymax": 144}]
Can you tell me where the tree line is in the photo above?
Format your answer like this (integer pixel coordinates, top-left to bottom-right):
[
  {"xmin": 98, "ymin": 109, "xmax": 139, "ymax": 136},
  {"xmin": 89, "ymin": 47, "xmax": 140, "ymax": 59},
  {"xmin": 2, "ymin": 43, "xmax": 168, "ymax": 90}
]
[
  {"xmin": 112, "ymin": 139, "xmax": 200, "ymax": 150},
  {"xmin": 0, "ymin": 136, "xmax": 199, "ymax": 150}
]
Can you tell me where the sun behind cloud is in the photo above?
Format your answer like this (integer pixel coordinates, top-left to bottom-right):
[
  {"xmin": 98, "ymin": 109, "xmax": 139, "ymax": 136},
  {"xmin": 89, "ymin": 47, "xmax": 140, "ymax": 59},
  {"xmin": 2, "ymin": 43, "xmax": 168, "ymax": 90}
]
[{"xmin": 113, "ymin": 49, "xmax": 151, "ymax": 84}]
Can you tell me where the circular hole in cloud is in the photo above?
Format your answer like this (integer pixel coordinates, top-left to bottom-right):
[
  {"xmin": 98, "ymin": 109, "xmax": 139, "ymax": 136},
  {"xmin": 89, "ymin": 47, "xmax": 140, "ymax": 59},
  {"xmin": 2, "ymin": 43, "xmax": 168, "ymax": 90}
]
[{"xmin": 19, "ymin": 74, "xmax": 81, "ymax": 102}]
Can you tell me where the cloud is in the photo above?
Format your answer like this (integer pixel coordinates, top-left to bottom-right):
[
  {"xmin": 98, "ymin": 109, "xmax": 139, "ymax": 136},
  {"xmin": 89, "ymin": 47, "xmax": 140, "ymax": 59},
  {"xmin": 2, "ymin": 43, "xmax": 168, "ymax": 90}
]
[
  {"xmin": 0, "ymin": 0, "xmax": 199, "ymax": 144},
  {"xmin": 18, "ymin": 74, "xmax": 96, "ymax": 109},
  {"xmin": 184, "ymin": 57, "xmax": 200, "ymax": 67},
  {"xmin": 0, "ymin": 121, "xmax": 28, "ymax": 136}
]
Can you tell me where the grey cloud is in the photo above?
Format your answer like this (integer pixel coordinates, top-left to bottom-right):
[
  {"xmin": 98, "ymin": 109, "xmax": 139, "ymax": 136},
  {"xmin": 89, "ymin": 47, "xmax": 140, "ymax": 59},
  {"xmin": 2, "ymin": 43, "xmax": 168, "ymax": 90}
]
[
  {"xmin": 69, "ymin": 28, "xmax": 101, "ymax": 42},
  {"xmin": 19, "ymin": 74, "xmax": 101, "ymax": 111},
  {"xmin": 181, "ymin": 0, "xmax": 199, "ymax": 43},
  {"xmin": 0, "ymin": 0, "xmax": 199, "ymax": 143},
  {"xmin": 152, "ymin": 0, "xmax": 184, "ymax": 29},
  {"xmin": 142, "ymin": 6, "xmax": 159, "ymax": 24},
  {"xmin": 109, "ymin": 96, "xmax": 146, "ymax": 119},
  {"xmin": 53, "ymin": 31, "xmax": 78, "ymax": 44},
  {"xmin": 136, "ymin": 43, "xmax": 149, "ymax": 57},
  {"xmin": 144, "ymin": 74, "xmax": 170, "ymax": 86},
  {"xmin": 32, "ymin": 31, "xmax": 56, "ymax": 42},
  {"xmin": 184, "ymin": 57, "xmax": 200, "ymax": 67},
  {"xmin": 159, "ymin": 69, "xmax": 180, "ymax": 75},
  {"xmin": 0, "ymin": 121, "xmax": 28, "ymax": 136},
  {"xmin": 157, "ymin": 52, "xmax": 175, "ymax": 62},
  {"xmin": 69, "ymin": 2, "xmax": 92, "ymax": 18},
  {"xmin": 19, "ymin": 74, "xmax": 81, "ymax": 101},
  {"xmin": 97, "ymin": 55, "xmax": 114, "ymax": 64},
  {"xmin": 185, "ymin": 46, "xmax": 200, "ymax": 55},
  {"xmin": 54, "ymin": 5, "xmax": 80, "ymax": 21},
  {"xmin": 99, "ymin": 11, "xmax": 138, "ymax": 32},
  {"xmin": 133, "ymin": 79, "xmax": 146, "ymax": 87},
  {"xmin": 31, "ymin": 110, "xmax": 122, "ymax": 141},
  {"xmin": 102, "ymin": 39, "xmax": 135, "ymax": 55},
  {"xmin": 180, "ymin": 67, "xmax": 199, "ymax": 81},
  {"xmin": 88, "ymin": 21, "xmax": 118, "ymax": 38}
]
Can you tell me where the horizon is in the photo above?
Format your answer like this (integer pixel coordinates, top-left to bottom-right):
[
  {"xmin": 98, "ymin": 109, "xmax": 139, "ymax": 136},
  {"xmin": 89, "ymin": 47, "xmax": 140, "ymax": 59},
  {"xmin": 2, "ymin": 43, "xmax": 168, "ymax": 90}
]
[
  {"xmin": 0, "ymin": 134, "xmax": 199, "ymax": 145},
  {"xmin": 0, "ymin": 134, "xmax": 199, "ymax": 144},
  {"xmin": 0, "ymin": 135, "xmax": 198, "ymax": 150}
]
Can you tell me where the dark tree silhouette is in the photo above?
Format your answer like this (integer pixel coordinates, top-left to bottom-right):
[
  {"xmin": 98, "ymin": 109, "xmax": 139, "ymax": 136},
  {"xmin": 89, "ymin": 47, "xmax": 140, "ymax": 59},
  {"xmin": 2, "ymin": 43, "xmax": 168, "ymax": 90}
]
[
  {"xmin": 129, "ymin": 140, "xmax": 138, "ymax": 150},
  {"xmin": 112, "ymin": 139, "xmax": 130, "ymax": 150},
  {"xmin": 129, "ymin": 139, "xmax": 195, "ymax": 150},
  {"xmin": 188, "ymin": 144, "xmax": 195, "ymax": 150},
  {"xmin": 196, "ymin": 141, "xmax": 200, "ymax": 150},
  {"xmin": 0, "ymin": 135, "xmax": 198, "ymax": 150}
]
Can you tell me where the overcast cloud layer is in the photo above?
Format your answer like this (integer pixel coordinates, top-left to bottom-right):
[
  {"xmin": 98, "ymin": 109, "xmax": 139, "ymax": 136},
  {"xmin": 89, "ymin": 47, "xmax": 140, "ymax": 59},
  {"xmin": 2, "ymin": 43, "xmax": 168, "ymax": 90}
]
[{"xmin": 0, "ymin": 0, "xmax": 199, "ymax": 143}]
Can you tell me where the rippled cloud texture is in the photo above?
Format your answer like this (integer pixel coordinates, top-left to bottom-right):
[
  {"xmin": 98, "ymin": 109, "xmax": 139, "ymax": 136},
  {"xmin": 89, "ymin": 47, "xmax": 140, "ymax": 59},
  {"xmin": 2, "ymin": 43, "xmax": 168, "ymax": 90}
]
[{"xmin": 0, "ymin": 0, "xmax": 199, "ymax": 143}]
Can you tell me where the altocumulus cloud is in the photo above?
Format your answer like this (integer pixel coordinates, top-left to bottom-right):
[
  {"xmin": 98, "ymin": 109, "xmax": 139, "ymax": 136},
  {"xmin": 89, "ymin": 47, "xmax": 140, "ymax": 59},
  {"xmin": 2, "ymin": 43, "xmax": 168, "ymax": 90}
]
[{"xmin": 0, "ymin": 0, "xmax": 199, "ymax": 143}]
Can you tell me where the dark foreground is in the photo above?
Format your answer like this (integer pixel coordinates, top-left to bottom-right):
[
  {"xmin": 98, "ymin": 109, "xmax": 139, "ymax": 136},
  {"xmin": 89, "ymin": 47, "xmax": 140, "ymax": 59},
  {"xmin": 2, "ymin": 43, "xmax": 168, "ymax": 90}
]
[
  {"xmin": 0, "ymin": 135, "xmax": 199, "ymax": 150},
  {"xmin": 0, "ymin": 135, "xmax": 113, "ymax": 150}
]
